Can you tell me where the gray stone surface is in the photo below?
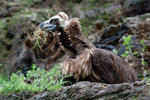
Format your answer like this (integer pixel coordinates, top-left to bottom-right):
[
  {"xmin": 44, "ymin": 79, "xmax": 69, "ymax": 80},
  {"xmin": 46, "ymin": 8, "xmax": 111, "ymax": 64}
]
[{"xmin": 1, "ymin": 81, "xmax": 150, "ymax": 100}]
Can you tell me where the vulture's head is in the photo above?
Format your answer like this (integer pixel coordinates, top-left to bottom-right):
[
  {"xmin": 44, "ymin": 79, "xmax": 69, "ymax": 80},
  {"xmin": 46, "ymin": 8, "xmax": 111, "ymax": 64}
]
[{"xmin": 39, "ymin": 12, "xmax": 69, "ymax": 32}]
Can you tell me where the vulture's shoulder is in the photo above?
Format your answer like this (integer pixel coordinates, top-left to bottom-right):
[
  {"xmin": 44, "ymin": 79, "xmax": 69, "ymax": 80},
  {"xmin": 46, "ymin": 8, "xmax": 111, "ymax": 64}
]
[
  {"xmin": 65, "ymin": 18, "xmax": 82, "ymax": 36},
  {"xmin": 92, "ymin": 48, "xmax": 127, "ymax": 65}
]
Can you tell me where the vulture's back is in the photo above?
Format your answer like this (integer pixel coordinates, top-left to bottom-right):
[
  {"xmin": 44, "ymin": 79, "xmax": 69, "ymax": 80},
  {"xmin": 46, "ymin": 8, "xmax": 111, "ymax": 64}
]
[{"xmin": 91, "ymin": 48, "xmax": 137, "ymax": 84}]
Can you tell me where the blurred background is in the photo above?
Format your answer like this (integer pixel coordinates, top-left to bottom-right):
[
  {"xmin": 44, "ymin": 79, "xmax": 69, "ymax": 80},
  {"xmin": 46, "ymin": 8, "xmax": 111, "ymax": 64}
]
[{"xmin": 0, "ymin": 0, "xmax": 150, "ymax": 80}]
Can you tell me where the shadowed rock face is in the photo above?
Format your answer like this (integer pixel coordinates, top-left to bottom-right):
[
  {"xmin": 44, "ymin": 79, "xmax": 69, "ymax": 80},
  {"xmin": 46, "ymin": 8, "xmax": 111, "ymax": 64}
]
[
  {"xmin": 0, "ymin": 81, "xmax": 150, "ymax": 100},
  {"xmin": 94, "ymin": 24, "xmax": 129, "ymax": 49},
  {"xmin": 122, "ymin": 0, "xmax": 150, "ymax": 17}
]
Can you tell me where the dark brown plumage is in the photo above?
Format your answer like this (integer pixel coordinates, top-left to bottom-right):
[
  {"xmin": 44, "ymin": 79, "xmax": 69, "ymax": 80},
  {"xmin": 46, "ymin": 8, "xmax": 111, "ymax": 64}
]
[
  {"xmin": 61, "ymin": 18, "xmax": 137, "ymax": 84},
  {"xmin": 41, "ymin": 12, "xmax": 138, "ymax": 84}
]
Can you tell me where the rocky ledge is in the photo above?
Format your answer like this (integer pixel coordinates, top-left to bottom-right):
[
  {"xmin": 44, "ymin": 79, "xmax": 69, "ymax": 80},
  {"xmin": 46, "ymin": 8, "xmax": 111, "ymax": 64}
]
[{"xmin": 0, "ymin": 81, "xmax": 150, "ymax": 100}]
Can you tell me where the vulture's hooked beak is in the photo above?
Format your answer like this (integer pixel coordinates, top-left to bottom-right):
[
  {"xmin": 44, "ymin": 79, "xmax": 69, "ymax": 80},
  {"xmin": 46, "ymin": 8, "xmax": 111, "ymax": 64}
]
[{"xmin": 39, "ymin": 20, "xmax": 56, "ymax": 31}]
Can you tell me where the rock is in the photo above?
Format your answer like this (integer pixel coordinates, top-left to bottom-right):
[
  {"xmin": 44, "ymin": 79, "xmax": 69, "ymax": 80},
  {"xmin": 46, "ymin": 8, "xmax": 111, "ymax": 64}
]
[
  {"xmin": 145, "ymin": 52, "xmax": 150, "ymax": 66},
  {"xmin": 94, "ymin": 24, "xmax": 119, "ymax": 45},
  {"xmin": 0, "ymin": 7, "xmax": 20, "ymax": 18},
  {"xmin": 143, "ymin": 40, "xmax": 150, "ymax": 51},
  {"xmin": 140, "ymin": 13, "xmax": 150, "ymax": 20},
  {"xmin": 82, "ymin": 8, "xmax": 103, "ymax": 18},
  {"xmin": 72, "ymin": 0, "xmax": 83, "ymax": 3},
  {"xmin": 108, "ymin": 13, "xmax": 123, "ymax": 24},
  {"xmin": 123, "ymin": 14, "xmax": 150, "ymax": 41},
  {"xmin": 94, "ymin": 24, "xmax": 128, "ymax": 46},
  {"xmin": 94, "ymin": 44, "xmax": 116, "ymax": 51},
  {"xmin": 79, "ymin": 11, "xmax": 86, "ymax": 19},
  {"xmin": 95, "ymin": 20, "xmax": 104, "ymax": 30},
  {"xmin": 0, "ymin": 81, "xmax": 150, "ymax": 100},
  {"xmin": 85, "ymin": 10, "xmax": 97, "ymax": 18},
  {"xmin": 104, "ymin": 3, "xmax": 121, "ymax": 14},
  {"xmin": 141, "ymin": 18, "xmax": 150, "ymax": 32},
  {"xmin": 124, "ymin": 16, "xmax": 141, "ymax": 32},
  {"xmin": 122, "ymin": 0, "xmax": 150, "ymax": 16}
]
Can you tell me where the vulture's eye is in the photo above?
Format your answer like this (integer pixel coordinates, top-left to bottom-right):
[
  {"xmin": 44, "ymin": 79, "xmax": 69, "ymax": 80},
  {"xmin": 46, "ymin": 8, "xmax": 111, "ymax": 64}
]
[{"xmin": 50, "ymin": 18, "xmax": 59, "ymax": 26}]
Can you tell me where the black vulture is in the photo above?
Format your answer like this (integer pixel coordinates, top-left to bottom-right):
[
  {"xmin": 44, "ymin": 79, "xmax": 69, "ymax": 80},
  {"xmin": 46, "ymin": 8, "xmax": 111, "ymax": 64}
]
[{"xmin": 39, "ymin": 12, "xmax": 137, "ymax": 84}]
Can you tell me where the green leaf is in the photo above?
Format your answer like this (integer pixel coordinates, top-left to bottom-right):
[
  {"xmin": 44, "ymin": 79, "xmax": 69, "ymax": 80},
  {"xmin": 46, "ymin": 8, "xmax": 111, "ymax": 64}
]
[
  {"xmin": 113, "ymin": 49, "xmax": 118, "ymax": 55},
  {"xmin": 140, "ymin": 40, "xmax": 144, "ymax": 45},
  {"xmin": 141, "ymin": 59, "xmax": 146, "ymax": 66},
  {"xmin": 121, "ymin": 51, "xmax": 129, "ymax": 58},
  {"xmin": 133, "ymin": 52, "xmax": 138, "ymax": 55}
]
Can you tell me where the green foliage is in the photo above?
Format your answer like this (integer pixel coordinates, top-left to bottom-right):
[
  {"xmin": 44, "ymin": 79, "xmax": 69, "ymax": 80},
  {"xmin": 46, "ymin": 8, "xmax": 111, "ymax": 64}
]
[
  {"xmin": 65, "ymin": 2, "xmax": 77, "ymax": 16},
  {"xmin": 80, "ymin": 0, "xmax": 112, "ymax": 36},
  {"xmin": 142, "ymin": 77, "xmax": 150, "ymax": 83},
  {"xmin": 89, "ymin": 0, "xmax": 99, "ymax": 4},
  {"xmin": 112, "ymin": 35, "xmax": 136, "ymax": 56},
  {"xmin": 113, "ymin": 36, "xmax": 147, "ymax": 67},
  {"xmin": 96, "ymin": 13, "xmax": 112, "ymax": 24},
  {"xmin": 140, "ymin": 40, "xmax": 146, "ymax": 53},
  {"xmin": 120, "ymin": 36, "xmax": 147, "ymax": 67},
  {"xmin": 103, "ymin": 2, "xmax": 113, "ymax": 8},
  {"xmin": 81, "ymin": 0, "xmax": 113, "ymax": 10},
  {"xmin": 0, "ymin": 73, "xmax": 8, "ymax": 82},
  {"xmin": 80, "ymin": 18, "xmax": 93, "ymax": 36},
  {"xmin": 131, "ymin": 97, "xmax": 139, "ymax": 100},
  {"xmin": 0, "ymin": 64, "xmax": 66, "ymax": 95},
  {"xmin": 112, "ymin": 49, "xmax": 118, "ymax": 55},
  {"xmin": 121, "ymin": 51, "xmax": 130, "ymax": 58},
  {"xmin": 121, "ymin": 35, "xmax": 132, "ymax": 58},
  {"xmin": 119, "ymin": 36, "xmax": 148, "ymax": 82},
  {"xmin": 140, "ymin": 40, "xmax": 147, "ymax": 66},
  {"xmin": 0, "ymin": 19, "xmax": 7, "ymax": 34},
  {"xmin": 0, "ymin": 64, "xmax": 3, "ymax": 67},
  {"xmin": 141, "ymin": 58, "xmax": 146, "ymax": 66},
  {"xmin": 15, "ymin": 0, "xmax": 42, "ymax": 7},
  {"xmin": 80, "ymin": 13, "xmax": 111, "ymax": 36},
  {"xmin": 118, "ymin": 35, "xmax": 138, "ymax": 58},
  {"xmin": 142, "ymin": 70, "xmax": 150, "ymax": 84},
  {"xmin": 122, "ymin": 35, "xmax": 132, "ymax": 45}
]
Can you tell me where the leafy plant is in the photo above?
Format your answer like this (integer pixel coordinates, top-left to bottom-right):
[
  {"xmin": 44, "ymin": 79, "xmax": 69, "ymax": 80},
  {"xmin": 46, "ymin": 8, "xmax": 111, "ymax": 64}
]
[
  {"xmin": 15, "ymin": 0, "xmax": 42, "ymax": 7},
  {"xmin": 0, "ymin": 64, "xmax": 3, "ymax": 67},
  {"xmin": 113, "ymin": 36, "xmax": 147, "ymax": 68},
  {"xmin": 96, "ymin": 13, "xmax": 112, "ymax": 24},
  {"xmin": 131, "ymin": 97, "xmax": 139, "ymax": 100},
  {"xmin": 121, "ymin": 35, "xmax": 133, "ymax": 58},
  {"xmin": 140, "ymin": 40, "xmax": 146, "ymax": 66},
  {"xmin": 0, "ymin": 64, "xmax": 67, "ymax": 95},
  {"xmin": 139, "ymin": 40, "xmax": 148, "ymax": 82},
  {"xmin": 112, "ymin": 49, "xmax": 118, "ymax": 55},
  {"xmin": 113, "ymin": 35, "xmax": 137, "ymax": 58},
  {"xmin": 118, "ymin": 36, "xmax": 148, "ymax": 81},
  {"xmin": 113, "ymin": 36, "xmax": 133, "ymax": 57}
]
